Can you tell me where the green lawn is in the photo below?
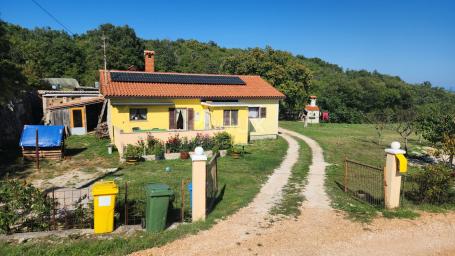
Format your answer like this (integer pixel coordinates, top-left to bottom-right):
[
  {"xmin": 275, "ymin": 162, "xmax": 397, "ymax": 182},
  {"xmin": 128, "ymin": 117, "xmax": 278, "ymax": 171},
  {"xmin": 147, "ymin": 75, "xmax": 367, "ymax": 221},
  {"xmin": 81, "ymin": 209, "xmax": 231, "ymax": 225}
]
[
  {"xmin": 1, "ymin": 136, "xmax": 288, "ymax": 256},
  {"xmin": 270, "ymin": 140, "xmax": 311, "ymax": 217},
  {"xmin": 279, "ymin": 122, "xmax": 453, "ymax": 222}
]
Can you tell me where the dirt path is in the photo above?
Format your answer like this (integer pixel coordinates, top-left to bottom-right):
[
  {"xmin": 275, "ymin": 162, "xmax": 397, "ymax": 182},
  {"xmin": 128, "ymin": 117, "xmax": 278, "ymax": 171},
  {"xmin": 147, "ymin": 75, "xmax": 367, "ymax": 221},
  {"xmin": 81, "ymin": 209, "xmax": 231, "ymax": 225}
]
[{"xmin": 132, "ymin": 128, "xmax": 455, "ymax": 256}]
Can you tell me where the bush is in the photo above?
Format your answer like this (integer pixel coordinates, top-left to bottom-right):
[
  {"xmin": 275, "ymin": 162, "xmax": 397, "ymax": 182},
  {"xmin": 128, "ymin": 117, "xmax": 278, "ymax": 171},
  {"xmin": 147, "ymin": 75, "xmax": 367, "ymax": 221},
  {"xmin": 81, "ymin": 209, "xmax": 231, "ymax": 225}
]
[
  {"xmin": 153, "ymin": 143, "xmax": 165, "ymax": 159},
  {"xmin": 165, "ymin": 134, "xmax": 182, "ymax": 153},
  {"xmin": 192, "ymin": 133, "xmax": 214, "ymax": 151},
  {"xmin": 124, "ymin": 144, "xmax": 143, "ymax": 159},
  {"xmin": 214, "ymin": 132, "xmax": 233, "ymax": 150},
  {"xmin": 180, "ymin": 137, "xmax": 192, "ymax": 152},
  {"xmin": 408, "ymin": 164, "xmax": 455, "ymax": 204},
  {"xmin": 145, "ymin": 135, "xmax": 160, "ymax": 155},
  {"xmin": 0, "ymin": 179, "xmax": 52, "ymax": 234}
]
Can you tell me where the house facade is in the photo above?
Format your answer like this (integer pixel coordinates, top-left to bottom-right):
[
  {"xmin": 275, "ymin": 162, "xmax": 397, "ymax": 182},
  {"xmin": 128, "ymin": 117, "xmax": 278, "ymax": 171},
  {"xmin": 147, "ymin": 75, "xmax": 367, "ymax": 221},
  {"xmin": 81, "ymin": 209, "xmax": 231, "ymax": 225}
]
[{"xmin": 100, "ymin": 50, "xmax": 285, "ymax": 155}]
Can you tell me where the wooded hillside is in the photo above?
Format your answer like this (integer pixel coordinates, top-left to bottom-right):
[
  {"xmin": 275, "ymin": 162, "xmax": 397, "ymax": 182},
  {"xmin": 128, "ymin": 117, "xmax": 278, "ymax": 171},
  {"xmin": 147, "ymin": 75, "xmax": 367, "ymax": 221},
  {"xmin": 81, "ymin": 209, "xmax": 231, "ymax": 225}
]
[{"xmin": 2, "ymin": 21, "xmax": 454, "ymax": 122}]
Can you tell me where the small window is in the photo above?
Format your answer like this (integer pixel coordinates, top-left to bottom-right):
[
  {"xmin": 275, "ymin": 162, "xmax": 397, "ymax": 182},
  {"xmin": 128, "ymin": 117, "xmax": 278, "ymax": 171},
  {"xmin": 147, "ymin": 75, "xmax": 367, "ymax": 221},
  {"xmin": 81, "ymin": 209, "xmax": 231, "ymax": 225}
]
[
  {"xmin": 249, "ymin": 107, "xmax": 267, "ymax": 118},
  {"xmin": 129, "ymin": 108, "xmax": 147, "ymax": 121},
  {"xmin": 223, "ymin": 109, "xmax": 238, "ymax": 126},
  {"xmin": 248, "ymin": 107, "xmax": 259, "ymax": 118}
]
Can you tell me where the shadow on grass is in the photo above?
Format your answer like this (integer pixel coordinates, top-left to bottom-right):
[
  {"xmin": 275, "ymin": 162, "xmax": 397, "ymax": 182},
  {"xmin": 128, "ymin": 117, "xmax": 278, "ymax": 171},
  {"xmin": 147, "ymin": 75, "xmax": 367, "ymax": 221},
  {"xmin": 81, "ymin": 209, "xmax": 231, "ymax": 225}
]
[{"xmin": 64, "ymin": 148, "xmax": 87, "ymax": 157}]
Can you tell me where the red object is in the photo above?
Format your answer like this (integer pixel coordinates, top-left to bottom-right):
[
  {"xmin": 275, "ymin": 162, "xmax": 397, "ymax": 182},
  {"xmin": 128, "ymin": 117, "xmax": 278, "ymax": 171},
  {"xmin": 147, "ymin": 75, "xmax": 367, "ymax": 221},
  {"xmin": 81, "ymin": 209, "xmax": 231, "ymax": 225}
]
[{"xmin": 322, "ymin": 112, "xmax": 329, "ymax": 121}]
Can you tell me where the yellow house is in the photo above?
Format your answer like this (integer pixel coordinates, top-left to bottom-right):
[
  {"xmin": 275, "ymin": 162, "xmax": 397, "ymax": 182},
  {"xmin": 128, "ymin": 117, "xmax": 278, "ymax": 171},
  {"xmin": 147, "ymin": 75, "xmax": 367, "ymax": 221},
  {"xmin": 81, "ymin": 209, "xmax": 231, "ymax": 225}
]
[{"xmin": 100, "ymin": 50, "xmax": 285, "ymax": 155}]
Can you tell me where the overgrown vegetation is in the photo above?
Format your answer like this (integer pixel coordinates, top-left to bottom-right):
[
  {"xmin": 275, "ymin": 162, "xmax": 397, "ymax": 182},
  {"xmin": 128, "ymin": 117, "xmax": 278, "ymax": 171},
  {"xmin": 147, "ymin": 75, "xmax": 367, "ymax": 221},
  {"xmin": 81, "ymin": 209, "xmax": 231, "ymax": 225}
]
[{"xmin": 0, "ymin": 179, "xmax": 52, "ymax": 234}]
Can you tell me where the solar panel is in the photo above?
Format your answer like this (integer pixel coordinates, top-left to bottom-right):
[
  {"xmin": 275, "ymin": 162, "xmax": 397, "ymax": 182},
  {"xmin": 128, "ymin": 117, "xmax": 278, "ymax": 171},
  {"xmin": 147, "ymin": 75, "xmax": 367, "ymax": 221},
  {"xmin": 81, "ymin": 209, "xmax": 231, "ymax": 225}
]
[{"xmin": 110, "ymin": 72, "xmax": 246, "ymax": 85}]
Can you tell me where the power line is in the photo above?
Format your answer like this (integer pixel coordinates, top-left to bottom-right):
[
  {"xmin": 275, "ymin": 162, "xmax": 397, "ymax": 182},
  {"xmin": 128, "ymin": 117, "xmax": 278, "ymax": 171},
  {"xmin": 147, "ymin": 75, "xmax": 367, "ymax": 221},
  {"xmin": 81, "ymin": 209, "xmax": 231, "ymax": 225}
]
[{"xmin": 31, "ymin": 0, "xmax": 74, "ymax": 35}]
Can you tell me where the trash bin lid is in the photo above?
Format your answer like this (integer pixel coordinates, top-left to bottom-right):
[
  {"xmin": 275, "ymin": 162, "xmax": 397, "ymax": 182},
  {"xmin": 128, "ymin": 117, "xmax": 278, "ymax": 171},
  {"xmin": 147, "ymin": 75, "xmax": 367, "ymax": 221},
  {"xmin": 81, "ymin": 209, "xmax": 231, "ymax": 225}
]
[
  {"xmin": 145, "ymin": 183, "xmax": 174, "ymax": 197},
  {"xmin": 92, "ymin": 181, "xmax": 119, "ymax": 196}
]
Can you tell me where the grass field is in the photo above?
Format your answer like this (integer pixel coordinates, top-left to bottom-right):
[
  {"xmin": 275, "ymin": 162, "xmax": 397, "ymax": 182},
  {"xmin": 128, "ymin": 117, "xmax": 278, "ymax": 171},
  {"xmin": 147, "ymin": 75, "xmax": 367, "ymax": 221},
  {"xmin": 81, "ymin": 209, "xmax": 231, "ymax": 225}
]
[
  {"xmin": 270, "ymin": 140, "xmax": 311, "ymax": 217},
  {"xmin": 279, "ymin": 122, "xmax": 453, "ymax": 222},
  {"xmin": 0, "ymin": 136, "xmax": 288, "ymax": 256}
]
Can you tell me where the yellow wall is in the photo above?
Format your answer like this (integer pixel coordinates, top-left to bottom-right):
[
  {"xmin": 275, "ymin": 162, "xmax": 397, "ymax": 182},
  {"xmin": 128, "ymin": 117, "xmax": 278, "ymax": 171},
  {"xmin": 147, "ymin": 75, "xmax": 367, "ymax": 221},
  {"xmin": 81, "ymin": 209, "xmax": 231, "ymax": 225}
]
[
  {"xmin": 240, "ymin": 99, "xmax": 280, "ymax": 137},
  {"xmin": 108, "ymin": 98, "xmax": 250, "ymax": 144},
  {"xmin": 209, "ymin": 106, "xmax": 249, "ymax": 144}
]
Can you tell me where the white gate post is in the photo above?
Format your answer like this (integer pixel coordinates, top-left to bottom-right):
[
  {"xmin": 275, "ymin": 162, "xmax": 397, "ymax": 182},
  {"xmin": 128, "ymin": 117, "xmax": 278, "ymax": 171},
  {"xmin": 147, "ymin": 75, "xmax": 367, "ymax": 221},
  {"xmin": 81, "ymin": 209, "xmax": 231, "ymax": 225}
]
[
  {"xmin": 191, "ymin": 146, "xmax": 207, "ymax": 222},
  {"xmin": 384, "ymin": 141, "xmax": 405, "ymax": 209}
]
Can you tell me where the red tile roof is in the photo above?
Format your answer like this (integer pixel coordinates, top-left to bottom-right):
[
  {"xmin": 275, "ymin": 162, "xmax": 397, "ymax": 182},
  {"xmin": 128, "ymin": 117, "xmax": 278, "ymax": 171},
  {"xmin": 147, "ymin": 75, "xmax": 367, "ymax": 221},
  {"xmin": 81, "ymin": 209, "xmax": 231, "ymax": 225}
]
[
  {"xmin": 100, "ymin": 71, "xmax": 285, "ymax": 99},
  {"xmin": 305, "ymin": 105, "xmax": 320, "ymax": 111}
]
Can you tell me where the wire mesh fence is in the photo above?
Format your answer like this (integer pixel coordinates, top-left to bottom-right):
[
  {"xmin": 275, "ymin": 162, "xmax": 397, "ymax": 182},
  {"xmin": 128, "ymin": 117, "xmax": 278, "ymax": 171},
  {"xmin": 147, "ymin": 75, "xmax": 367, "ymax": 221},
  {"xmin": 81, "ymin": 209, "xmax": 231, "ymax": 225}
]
[{"xmin": 344, "ymin": 158, "xmax": 384, "ymax": 207}]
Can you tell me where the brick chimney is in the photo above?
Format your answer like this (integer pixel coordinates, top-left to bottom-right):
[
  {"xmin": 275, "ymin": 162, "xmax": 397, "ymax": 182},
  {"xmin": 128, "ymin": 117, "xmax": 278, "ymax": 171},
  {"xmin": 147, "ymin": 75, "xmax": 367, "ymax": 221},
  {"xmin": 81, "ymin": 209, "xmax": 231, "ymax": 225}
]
[{"xmin": 144, "ymin": 50, "xmax": 155, "ymax": 72}]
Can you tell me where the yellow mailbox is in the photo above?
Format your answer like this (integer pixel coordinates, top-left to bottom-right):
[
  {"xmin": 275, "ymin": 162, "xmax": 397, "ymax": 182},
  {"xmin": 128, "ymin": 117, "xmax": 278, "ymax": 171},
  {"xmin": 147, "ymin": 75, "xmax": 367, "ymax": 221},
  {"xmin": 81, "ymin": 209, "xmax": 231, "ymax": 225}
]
[
  {"xmin": 396, "ymin": 154, "xmax": 408, "ymax": 173},
  {"xmin": 92, "ymin": 181, "xmax": 118, "ymax": 234}
]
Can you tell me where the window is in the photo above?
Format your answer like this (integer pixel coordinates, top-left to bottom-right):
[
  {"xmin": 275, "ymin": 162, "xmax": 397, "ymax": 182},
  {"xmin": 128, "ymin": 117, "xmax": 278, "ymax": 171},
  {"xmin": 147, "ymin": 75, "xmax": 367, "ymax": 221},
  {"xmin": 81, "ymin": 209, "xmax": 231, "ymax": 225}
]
[
  {"xmin": 248, "ymin": 107, "xmax": 259, "ymax": 118},
  {"xmin": 129, "ymin": 108, "xmax": 147, "ymax": 121},
  {"xmin": 248, "ymin": 107, "xmax": 267, "ymax": 118},
  {"xmin": 223, "ymin": 109, "xmax": 238, "ymax": 126}
]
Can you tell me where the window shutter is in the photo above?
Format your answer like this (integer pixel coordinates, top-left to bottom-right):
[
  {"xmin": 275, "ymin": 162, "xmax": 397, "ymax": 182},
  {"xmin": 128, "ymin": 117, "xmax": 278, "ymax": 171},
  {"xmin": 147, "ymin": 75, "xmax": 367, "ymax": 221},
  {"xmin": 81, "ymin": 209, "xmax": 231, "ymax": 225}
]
[
  {"xmin": 260, "ymin": 107, "xmax": 267, "ymax": 118},
  {"xmin": 223, "ymin": 110, "xmax": 230, "ymax": 126},
  {"xmin": 187, "ymin": 108, "xmax": 194, "ymax": 130},
  {"xmin": 169, "ymin": 108, "xmax": 176, "ymax": 129}
]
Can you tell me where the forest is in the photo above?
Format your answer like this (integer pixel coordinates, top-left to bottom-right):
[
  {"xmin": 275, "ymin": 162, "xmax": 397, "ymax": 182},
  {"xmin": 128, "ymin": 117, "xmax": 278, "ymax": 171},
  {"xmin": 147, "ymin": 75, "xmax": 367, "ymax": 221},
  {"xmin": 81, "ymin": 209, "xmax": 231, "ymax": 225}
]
[{"xmin": 1, "ymin": 21, "xmax": 454, "ymax": 123}]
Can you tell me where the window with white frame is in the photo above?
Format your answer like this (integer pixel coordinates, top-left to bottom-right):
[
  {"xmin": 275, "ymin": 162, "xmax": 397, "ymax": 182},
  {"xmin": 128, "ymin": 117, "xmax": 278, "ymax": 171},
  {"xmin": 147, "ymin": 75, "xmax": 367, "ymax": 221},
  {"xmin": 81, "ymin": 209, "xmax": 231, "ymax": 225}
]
[{"xmin": 223, "ymin": 109, "xmax": 238, "ymax": 126}]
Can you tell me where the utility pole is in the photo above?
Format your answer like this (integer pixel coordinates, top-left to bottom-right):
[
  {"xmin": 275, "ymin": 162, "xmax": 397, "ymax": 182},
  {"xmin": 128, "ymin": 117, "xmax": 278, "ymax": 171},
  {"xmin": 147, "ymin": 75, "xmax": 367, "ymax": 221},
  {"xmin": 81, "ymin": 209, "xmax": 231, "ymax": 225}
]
[{"xmin": 102, "ymin": 34, "xmax": 108, "ymax": 83}]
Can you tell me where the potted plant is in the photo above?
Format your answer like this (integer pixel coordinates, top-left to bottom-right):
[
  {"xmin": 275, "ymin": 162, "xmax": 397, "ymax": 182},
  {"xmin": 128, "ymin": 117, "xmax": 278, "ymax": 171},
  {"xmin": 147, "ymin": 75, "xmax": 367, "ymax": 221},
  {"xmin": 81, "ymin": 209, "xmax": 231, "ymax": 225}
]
[
  {"xmin": 214, "ymin": 132, "xmax": 233, "ymax": 157},
  {"xmin": 165, "ymin": 135, "xmax": 182, "ymax": 160},
  {"xmin": 180, "ymin": 137, "xmax": 191, "ymax": 159},
  {"xmin": 153, "ymin": 142, "xmax": 165, "ymax": 160},
  {"xmin": 230, "ymin": 145, "xmax": 243, "ymax": 159},
  {"xmin": 124, "ymin": 144, "xmax": 142, "ymax": 163}
]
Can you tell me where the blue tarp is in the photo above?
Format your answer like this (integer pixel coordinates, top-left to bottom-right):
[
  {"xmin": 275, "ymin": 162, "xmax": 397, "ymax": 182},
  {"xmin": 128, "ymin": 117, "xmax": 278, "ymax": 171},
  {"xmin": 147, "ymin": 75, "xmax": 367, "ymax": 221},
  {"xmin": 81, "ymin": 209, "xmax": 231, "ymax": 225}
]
[{"xmin": 19, "ymin": 125, "xmax": 65, "ymax": 147}]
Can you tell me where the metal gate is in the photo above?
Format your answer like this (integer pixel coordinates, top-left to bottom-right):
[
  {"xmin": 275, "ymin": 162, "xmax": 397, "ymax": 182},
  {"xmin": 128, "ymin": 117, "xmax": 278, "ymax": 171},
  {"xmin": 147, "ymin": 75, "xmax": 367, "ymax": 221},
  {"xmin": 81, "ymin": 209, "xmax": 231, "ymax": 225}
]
[{"xmin": 344, "ymin": 158, "xmax": 384, "ymax": 206}]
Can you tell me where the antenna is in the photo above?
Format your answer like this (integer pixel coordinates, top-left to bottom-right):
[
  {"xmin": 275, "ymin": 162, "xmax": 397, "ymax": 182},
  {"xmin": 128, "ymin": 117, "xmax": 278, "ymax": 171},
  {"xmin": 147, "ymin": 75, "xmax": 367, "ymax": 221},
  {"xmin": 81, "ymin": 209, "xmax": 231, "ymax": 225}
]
[{"xmin": 102, "ymin": 34, "xmax": 108, "ymax": 83}]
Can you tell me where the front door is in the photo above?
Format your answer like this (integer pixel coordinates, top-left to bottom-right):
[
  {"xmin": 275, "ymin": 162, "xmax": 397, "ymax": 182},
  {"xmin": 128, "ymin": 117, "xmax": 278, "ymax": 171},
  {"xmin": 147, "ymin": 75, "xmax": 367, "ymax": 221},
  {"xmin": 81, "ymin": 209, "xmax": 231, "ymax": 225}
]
[{"xmin": 70, "ymin": 107, "xmax": 86, "ymax": 135}]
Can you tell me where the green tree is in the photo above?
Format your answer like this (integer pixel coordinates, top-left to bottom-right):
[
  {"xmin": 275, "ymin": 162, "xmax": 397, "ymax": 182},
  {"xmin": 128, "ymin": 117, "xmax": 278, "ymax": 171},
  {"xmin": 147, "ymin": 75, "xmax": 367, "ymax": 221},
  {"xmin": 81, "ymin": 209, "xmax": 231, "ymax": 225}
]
[
  {"xmin": 76, "ymin": 24, "xmax": 145, "ymax": 86},
  {"xmin": 221, "ymin": 47, "xmax": 312, "ymax": 119}
]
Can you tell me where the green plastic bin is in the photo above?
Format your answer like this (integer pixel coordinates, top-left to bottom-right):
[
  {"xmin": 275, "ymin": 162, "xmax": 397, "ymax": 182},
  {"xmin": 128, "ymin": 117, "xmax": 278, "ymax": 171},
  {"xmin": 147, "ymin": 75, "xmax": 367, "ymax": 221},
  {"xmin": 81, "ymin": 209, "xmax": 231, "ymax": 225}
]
[{"xmin": 144, "ymin": 183, "xmax": 174, "ymax": 232}]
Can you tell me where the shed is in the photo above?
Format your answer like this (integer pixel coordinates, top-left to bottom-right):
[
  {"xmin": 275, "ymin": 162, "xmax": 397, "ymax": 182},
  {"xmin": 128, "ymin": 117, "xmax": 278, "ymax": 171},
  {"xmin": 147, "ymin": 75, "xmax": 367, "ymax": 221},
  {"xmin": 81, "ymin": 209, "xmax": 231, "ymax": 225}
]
[
  {"xmin": 47, "ymin": 97, "xmax": 105, "ymax": 135},
  {"xmin": 20, "ymin": 125, "xmax": 65, "ymax": 160}
]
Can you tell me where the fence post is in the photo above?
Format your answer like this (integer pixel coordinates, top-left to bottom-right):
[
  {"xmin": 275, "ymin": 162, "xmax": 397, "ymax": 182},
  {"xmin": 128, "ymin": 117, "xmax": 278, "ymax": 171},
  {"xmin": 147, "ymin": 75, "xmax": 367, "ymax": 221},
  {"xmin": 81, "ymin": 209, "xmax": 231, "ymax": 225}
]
[
  {"xmin": 181, "ymin": 179, "xmax": 185, "ymax": 222},
  {"xmin": 124, "ymin": 182, "xmax": 128, "ymax": 225},
  {"xmin": 35, "ymin": 128, "xmax": 40, "ymax": 171},
  {"xmin": 190, "ymin": 146, "xmax": 207, "ymax": 222},
  {"xmin": 384, "ymin": 141, "xmax": 406, "ymax": 209},
  {"xmin": 344, "ymin": 156, "xmax": 348, "ymax": 192},
  {"xmin": 52, "ymin": 188, "xmax": 56, "ymax": 230}
]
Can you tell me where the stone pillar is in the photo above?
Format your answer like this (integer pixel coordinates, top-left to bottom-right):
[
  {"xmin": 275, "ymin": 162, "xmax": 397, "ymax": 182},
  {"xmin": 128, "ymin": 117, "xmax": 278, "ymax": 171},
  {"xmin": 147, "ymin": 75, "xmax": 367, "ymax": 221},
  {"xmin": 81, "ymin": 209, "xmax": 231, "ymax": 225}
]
[
  {"xmin": 384, "ymin": 141, "xmax": 405, "ymax": 209},
  {"xmin": 191, "ymin": 146, "xmax": 207, "ymax": 222}
]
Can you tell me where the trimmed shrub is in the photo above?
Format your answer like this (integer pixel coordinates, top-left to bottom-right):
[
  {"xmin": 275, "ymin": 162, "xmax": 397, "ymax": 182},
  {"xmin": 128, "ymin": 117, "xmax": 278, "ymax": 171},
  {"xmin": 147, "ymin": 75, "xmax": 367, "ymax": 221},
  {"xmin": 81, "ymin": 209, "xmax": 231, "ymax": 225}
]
[
  {"xmin": 124, "ymin": 144, "xmax": 143, "ymax": 159},
  {"xmin": 214, "ymin": 132, "xmax": 233, "ymax": 150}
]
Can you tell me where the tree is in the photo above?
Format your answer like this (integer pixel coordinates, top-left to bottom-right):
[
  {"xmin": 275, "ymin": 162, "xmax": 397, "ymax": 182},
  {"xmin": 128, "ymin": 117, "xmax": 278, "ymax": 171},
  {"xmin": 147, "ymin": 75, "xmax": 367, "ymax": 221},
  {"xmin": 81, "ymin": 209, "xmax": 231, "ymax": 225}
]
[
  {"xmin": 365, "ymin": 110, "xmax": 393, "ymax": 145},
  {"xmin": 416, "ymin": 103, "xmax": 455, "ymax": 166},
  {"xmin": 76, "ymin": 24, "xmax": 145, "ymax": 85},
  {"xmin": 221, "ymin": 47, "xmax": 312, "ymax": 119},
  {"xmin": 393, "ymin": 109, "xmax": 417, "ymax": 153},
  {"xmin": 0, "ymin": 21, "xmax": 27, "ymax": 104}
]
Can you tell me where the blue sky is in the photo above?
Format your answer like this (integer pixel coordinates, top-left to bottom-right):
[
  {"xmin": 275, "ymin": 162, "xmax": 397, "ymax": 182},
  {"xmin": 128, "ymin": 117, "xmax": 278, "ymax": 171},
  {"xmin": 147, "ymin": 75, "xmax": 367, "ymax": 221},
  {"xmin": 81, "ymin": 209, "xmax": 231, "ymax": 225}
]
[{"xmin": 1, "ymin": 0, "xmax": 454, "ymax": 90}]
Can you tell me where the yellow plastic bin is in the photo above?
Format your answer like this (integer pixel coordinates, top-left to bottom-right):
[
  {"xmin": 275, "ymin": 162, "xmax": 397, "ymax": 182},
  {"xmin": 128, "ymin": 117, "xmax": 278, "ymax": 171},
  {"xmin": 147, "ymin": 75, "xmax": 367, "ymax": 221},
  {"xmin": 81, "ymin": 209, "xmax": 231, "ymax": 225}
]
[{"xmin": 92, "ymin": 181, "xmax": 119, "ymax": 234}]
